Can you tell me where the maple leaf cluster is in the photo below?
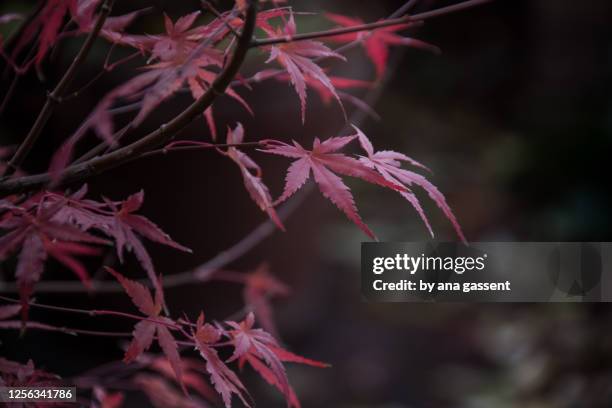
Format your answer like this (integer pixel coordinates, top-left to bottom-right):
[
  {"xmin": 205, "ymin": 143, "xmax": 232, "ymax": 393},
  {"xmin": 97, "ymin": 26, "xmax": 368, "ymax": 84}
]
[
  {"xmin": 0, "ymin": 0, "xmax": 480, "ymax": 406},
  {"xmin": 107, "ymin": 268, "xmax": 328, "ymax": 408},
  {"xmin": 0, "ymin": 186, "xmax": 190, "ymax": 317}
]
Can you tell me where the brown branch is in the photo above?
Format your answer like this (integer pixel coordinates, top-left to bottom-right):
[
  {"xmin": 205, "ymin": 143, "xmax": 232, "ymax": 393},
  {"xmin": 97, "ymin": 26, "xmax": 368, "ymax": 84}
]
[
  {"xmin": 133, "ymin": 141, "xmax": 264, "ymax": 161},
  {"xmin": 0, "ymin": 0, "xmax": 259, "ymax": 196},
  {"xmin": 3, "ymin": 0, "xmax": 115, "ymax": 176},
  {"xmin": 250, "ymin": 0, "xmax": 493, "ymax": 47},
  {"xmin": 392, "ymin": 0, "xmax": 422, "ymax": 18}
]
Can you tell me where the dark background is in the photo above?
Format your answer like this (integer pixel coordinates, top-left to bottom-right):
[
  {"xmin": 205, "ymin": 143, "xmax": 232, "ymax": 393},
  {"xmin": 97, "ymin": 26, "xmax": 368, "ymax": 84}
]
[{"xmin": 1, "ymin": 0, "xmax": 612, "ymax": 406}]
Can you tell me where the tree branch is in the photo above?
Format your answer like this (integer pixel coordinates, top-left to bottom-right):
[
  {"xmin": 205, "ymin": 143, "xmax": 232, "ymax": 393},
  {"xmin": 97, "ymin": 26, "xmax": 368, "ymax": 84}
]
[
  {"xmin": 250, "ymin": 0, "xmax": 492, "ymax": 47},
  {"xmin": 0, "ymin": 0, "xmax": 259, "ymax": 196},
  {"xmin": 3, "ymin": 0, "xmax": 115, "ymax": 176}
]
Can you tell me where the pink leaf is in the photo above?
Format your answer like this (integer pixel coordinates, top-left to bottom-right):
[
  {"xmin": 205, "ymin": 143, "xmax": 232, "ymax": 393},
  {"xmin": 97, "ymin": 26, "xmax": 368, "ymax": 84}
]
[
  {"xmin": 263, "ymin": 135, "xmax": 404, "ymax": 239},
  {"xmin": 355, "ymin": 125, "xmax": 466, "ymax": 242}
]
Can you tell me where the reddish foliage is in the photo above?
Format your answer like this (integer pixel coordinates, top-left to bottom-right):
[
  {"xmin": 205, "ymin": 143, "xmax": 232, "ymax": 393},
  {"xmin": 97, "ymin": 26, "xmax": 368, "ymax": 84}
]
[
  {"xmin": 222, "ymin": 124, "xmax": 284, "ymax": 230},
  {"xmin": 0, "ymin": 195, "xmax": 106, "ymax": 319},
  {"xmin": 107, "ymin": 267, "xmax": 185, "ymax": 394},
  {"xmin": 263, "ymin": 13, "xmax": 346, "ymax": 122},
  {"xmin": 326, "ymin": 13, "xmax": 440, "ymax": 79},
  {"xmin": 193, "ymin": 313, "xmax": 250, "ymax": 408},
  {"xmin": 0, "ymin": 0, "xmax": 477, "ymax": 406},
  {"xmin": 355, "ymin": 126, "xmax": 466, "ymax": 243},
  {"xmin": 263, "ymin": 132, "xmax": 405, "ymax": 239},
  {"xmin": 226, "ymin": 312, "xmax": 329, "ymax": 407}
]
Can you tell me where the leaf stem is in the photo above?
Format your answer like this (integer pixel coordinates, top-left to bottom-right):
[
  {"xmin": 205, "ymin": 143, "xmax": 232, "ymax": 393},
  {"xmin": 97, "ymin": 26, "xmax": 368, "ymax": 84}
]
[{"xmin": 0, "ymin": 295, "xmax": 180, "ymax": 330}]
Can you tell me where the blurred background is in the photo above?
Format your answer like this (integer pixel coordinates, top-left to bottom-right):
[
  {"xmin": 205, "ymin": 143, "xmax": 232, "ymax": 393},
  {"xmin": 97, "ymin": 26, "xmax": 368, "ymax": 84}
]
[{"xmin": 1, "ymin": 0, "xmax": 612, "ymax": 406}]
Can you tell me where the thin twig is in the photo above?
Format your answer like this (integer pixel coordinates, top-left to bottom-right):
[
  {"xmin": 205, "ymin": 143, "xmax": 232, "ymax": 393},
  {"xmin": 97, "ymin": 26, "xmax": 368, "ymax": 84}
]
[
  {"xmin": 250, "ymin": 0, "xmax": 492, "ymax": 47},
  {"xmin": 202, "ymin": 0, "xmax": 241, "ymax": 38},
  {"xmin": 0, "ymin": 294, "xmax": 180, "ymax": 330},
  {"xmin": 3, "ymin": 0, "xmax": 115, "ymax": 176},
  {"xmin": 392, "ymin": 0, "xmax": 422, "ymax": 18}
]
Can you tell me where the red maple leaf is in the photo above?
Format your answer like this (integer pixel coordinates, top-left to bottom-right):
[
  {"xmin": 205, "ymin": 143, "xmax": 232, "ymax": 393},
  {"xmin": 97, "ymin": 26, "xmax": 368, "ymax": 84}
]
[
  {"xmin": 263, "ymin": 13, "xmax": 346, "ymax": 122},
  {"xmin": 12, "ymin": 0, "xmax": 77, "ymax": 68},
  {"xmin": 221, "ymin": 124, "xmax": 283, "ymax": 229},
  {"xmin": 35, "ymin": 187, "xmax": 191, "ymax": 290},
  {"xmin": 10, "ymin": 0, "xmax": 143, "ymax": 71},
  {"xmin": 243, "ymin": 263, "xmax": 290, "ymax": 338},
  {"xmin": 107, "ymin": 267, "xmax": 185, "ymax": 394},
  {"xmin": 253, "ymin": 69, "xmax": 378, "ymax": 118},
  {"xmin": 101, "ymin": 190, "xmax": 192, "ymax": 289},
  {"xmin": 355, "ymin": 126, "xmax": 466, "ymax": 243},
  {"xmin": 225, "ymin": 312, "xmax": 328, "ymax": 408},
  {"xmin": 262, "ymin": 133, "xmax": 405, "ymax": 239},
  {"xmin": 192, "ymin": 313, "xmax": 250, "ymax": 408},
  {"xmin": 212, "ymin": 263, "xmax": 290, "ymax": 338},
  {"xmin": 129, "ymin": 11, "xmax": 254, "ymax": 138},
  {"xmin": 326, "ymin": 13, "xmax": 440, "ymax": 79},
  {"xmin": 0, "ymin": 197, "xmax": 106, "ymax": 319},
  {"xmin": 72, "ymin": 0, "xmax": 147, "ymax": 44}
]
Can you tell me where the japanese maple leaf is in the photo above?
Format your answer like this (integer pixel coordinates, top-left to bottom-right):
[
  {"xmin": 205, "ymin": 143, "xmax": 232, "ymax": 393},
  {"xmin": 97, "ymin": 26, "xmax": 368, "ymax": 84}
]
[
  {"xmin": 222, "ymin": 124, "xmax": 283, "ymax": 230},
  {"xmin": 72, "ymin": 0, "xmax": 149, "ymax": 47},
  {"xmin": 47, "ymin": 184, "xmax": 111, "ymax": 231},
  {"xmin": 107, "ymin": 268, "xmax": 185, "ymax": 394},
  {"xmin": 212, "ymin": 264, "xmax": 290, "ymax": 338},
  {"xmin": 266, "ymin": 70, "xmax": 379, "ymax": 119},
  {"xmin": 355, "ymin": 126, "xmax": 467, "ymax": 243},
  {"xmin": 11, "ymin": 0, "xmax": 144, "ymax": 70},
  {"xmin": 264, "ymin": 13, "xmax": 346, "ymax": 123},
  {"xmin": 326, "ymin": 13, "xmax": 440, "ymax": 79},
  {"xmin": 0, "ymin": 199, "xmax": 106, "ymax": 319},
  {"xmin": 242, "ymin": 263, "xmax": 290, "ymax": 338},
  {"xmin": 192, "ymin": 313, "xmax": 250, "ymax": 408},
  {"xmin": 262, "ymin": 134, "xmax": 405, "ymax": 239},
  {"xmin": 129, "ymin": 11, "xmax": 225, "ymax": 127},
  {"xmin": 11, "ymin": 0, "xmax": 77, "ymax": 68},
  {"xmin": 39, "ymin": 187, "xmax": 191, "ymax": 290},
  {"xmin": 127, "ymin": 12, "xmax": 249, "ymax": 138},
  {"xmin": 225, "ymin": 313, "xmax": 328, "ymax": 408},
  {"xmin": 102, "ymin": 191, "xmax": 192, "ymax": 289}
]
